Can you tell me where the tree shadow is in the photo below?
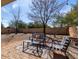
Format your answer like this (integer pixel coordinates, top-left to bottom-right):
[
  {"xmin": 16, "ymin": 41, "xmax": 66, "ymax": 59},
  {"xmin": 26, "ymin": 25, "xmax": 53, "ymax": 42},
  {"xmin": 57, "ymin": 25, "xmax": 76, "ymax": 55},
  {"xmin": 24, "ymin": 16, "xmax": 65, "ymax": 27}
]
[{"xmin": 53, "ymin": 52, "xmax": 69, "ymax": 59}]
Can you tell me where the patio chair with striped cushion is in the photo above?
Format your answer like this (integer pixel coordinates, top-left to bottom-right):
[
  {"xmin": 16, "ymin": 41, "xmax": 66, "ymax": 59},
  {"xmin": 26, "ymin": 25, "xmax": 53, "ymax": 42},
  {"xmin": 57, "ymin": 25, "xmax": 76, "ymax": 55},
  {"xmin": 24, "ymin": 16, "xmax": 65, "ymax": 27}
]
[{"xmin": 52, "ymin": 36, "xmax": 71, "ymax": 53}]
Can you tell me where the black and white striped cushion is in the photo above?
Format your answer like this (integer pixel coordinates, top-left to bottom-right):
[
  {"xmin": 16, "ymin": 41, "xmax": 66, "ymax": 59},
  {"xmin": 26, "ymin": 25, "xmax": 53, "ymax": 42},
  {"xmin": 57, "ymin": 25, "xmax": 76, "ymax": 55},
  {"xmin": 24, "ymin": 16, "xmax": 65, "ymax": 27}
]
[{"xmin": 62, "ymin": 39, "xmax": 71, "ymax": 51}]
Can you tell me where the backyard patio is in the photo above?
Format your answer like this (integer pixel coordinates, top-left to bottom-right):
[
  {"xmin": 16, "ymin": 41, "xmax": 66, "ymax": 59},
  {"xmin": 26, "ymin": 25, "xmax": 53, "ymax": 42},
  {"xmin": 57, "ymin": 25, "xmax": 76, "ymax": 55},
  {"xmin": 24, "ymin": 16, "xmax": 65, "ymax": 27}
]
[
  {"xmin": 1, "ymin": 0, "xmax": 78, "ymax": 59},
  {"xmin": 1, "ymin": 33, "xmax": 78, "ymax": 59}
]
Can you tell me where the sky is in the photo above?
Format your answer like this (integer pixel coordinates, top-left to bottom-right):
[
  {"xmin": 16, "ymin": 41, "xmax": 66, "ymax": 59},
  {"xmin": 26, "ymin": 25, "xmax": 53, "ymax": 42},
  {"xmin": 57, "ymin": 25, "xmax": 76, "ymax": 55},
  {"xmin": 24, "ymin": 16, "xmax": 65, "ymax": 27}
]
[{"xmin": 1, "ymin": 0, "xmax": 77, "ymax": 27}]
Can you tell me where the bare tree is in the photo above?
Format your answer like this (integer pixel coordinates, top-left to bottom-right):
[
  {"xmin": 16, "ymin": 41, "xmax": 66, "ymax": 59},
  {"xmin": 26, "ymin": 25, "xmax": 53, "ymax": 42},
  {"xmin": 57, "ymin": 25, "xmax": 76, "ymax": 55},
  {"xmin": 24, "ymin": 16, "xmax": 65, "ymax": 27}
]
[
  {"xmin": 10, "ymin": 7, "xmax": 21, "ymax": 34},
  {"xmin": 28, "ymin": 0, "xmax": 68, "ymax": 41},
  {"xmin": 1, "ymin": 23, "xmax": 4, "ymax": 29}
]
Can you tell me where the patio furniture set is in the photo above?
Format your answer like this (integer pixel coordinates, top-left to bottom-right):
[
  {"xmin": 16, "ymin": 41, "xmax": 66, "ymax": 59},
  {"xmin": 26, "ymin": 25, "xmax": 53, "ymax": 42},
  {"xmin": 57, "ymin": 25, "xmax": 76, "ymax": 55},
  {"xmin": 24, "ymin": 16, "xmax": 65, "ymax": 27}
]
[{"xmin": 22, "ymin": 33, "xmax": 71, "ymax": 59}]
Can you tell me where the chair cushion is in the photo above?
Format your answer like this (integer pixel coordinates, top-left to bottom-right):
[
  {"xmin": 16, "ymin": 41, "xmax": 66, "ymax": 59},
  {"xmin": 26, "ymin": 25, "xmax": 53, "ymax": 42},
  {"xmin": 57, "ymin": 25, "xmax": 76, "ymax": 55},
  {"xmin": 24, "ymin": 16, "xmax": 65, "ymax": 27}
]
[
  {"xmin": 53, "ymin": 36, "xmax": 70, "ymax": 50},
  {"xmin": 60, "ymin": 36, "xmax": 69, "ymax": 45}
]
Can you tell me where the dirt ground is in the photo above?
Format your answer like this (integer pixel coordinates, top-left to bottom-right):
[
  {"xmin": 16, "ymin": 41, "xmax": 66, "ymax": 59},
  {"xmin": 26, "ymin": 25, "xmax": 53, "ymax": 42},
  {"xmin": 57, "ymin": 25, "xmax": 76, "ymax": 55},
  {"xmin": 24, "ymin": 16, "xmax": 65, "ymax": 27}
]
[
  {"xmin": 1, "ymin": 33, "xmax": 77, "ymax": 59},
  {"xmin": 1, "ymin": 33, "xmax": 43, "ymax": 59}
]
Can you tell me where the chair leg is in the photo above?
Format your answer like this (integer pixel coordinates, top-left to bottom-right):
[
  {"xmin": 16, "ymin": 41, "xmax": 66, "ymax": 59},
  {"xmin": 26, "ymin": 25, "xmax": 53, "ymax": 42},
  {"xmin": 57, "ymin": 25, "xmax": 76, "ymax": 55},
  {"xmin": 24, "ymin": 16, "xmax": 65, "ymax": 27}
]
[{"xmin": 22, "ymin": 41, "xmax": 25, "ymax": 52}]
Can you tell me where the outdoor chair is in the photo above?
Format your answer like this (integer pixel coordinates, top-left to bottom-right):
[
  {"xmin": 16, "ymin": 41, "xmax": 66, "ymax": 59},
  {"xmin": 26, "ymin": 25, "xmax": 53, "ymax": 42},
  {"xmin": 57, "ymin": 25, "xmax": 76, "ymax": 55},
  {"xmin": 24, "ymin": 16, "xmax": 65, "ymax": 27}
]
[
  {"xmin": 23, "ymin": 33, "xmax": 45, "ymax": 48},
  {"xmin": 45, "ymin": 36, "xmax": 71, "ymax": 59},
  {"xmin": 29, "ymin": 32, "xmax": 36, "ymax": 40},
  {"xmin": 29, "ymin": 33, "xmax": 46, "ymax": 43},
  {"xmin": 23, "ymin": 33, "xmax": 54, "ymax": 57},
  {"xmin": 29, "ymin": 32, "xmax": 42, "ymax": 40},
  {"xmin": 52, "ymin": 36, "xmax": 71, "ymax": 54},
  {"xmin": 23, "ymin": 33, "xmax": 45, "ymax": 56}
]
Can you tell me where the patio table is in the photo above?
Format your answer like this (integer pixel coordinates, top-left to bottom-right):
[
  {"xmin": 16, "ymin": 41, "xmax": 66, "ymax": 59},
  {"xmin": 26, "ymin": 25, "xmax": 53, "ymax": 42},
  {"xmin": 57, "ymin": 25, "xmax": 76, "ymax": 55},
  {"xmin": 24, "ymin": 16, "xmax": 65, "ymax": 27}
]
[
  {"xmin": 23, "ymin": 39, "xmax": 43, "ymax": 56},
  {"xmin": 23, "ymin": 36, "xmax": 54, "ymax": 58},
  {"xmin": 29, "ymin": 40, "xmax": 53, "ymax": 57}
]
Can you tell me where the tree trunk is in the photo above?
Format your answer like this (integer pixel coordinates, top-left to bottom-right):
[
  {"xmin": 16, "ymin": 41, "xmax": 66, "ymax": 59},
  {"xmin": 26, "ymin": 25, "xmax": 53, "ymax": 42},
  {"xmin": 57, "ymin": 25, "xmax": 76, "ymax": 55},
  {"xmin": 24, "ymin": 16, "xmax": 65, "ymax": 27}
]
[
  {"xmin": 15, "ymin": 28, "xmax": 18, "ymax": 34},
  {"xmin": 60, "ymin": 24, "xmax": 63, "ymax": 28},
  {"xmin": 43, "ymin": 24, "xmax": 46, "ymax": 45},
  {"xmin": 15, "ymin": 21, "xmax": 18, "ymax": 34}
]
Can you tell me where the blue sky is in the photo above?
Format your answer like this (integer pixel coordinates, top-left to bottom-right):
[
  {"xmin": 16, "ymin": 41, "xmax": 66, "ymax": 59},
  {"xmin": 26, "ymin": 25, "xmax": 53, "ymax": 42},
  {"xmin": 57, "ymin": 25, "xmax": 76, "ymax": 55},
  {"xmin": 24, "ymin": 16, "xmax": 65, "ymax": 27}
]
[{"xmin": 1, "ymin": 0, "xmax": 77, "ymax": 27}]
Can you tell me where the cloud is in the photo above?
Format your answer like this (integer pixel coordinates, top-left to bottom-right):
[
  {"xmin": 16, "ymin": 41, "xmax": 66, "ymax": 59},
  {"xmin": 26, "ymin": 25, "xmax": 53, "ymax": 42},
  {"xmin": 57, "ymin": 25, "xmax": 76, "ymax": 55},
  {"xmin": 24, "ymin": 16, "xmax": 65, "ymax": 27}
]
[
  {"xmin": 1, "ymin": 7, "xmax": 9, "ymax": 13},
  {"xmin": 12, "ymin": 3, "xmax": 18, "ymax": 9}
]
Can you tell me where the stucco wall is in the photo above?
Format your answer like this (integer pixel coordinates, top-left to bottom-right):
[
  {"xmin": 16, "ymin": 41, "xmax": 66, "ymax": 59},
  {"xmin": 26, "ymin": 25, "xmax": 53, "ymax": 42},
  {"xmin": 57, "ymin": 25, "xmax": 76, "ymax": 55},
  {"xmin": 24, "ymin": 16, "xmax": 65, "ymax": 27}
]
[{"xmin": 1, "ymin": 27, "xmax": 69, "ymax": 35}]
